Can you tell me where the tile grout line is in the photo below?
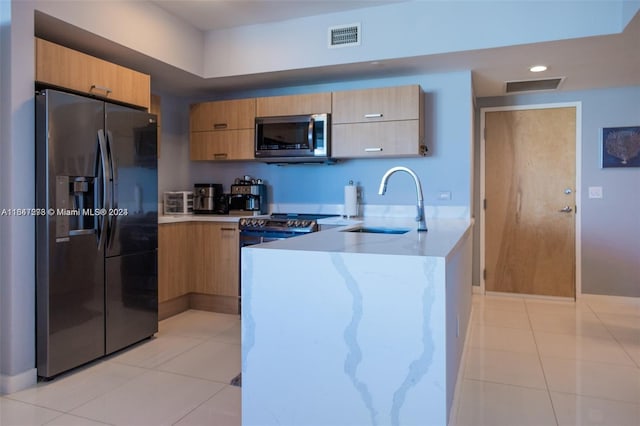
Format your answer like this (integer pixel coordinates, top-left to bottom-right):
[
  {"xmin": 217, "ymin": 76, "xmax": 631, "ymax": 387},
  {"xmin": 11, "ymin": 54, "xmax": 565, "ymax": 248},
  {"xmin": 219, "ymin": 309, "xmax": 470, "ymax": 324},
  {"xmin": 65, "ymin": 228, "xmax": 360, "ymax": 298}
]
[
  {"xmin": 170, "ymin": 385, "xmax": 230, "ymax": 426},
  {"xmin": 586, "ymin": 303, "xmax": 640, "ymax": 370},
  {"xmin": 524, "ymin": 300, "xmax": 560, "ymax": 426},
  {"xmin": 3, "ymin": 360, "xmax": 147, "ymax": 417}
]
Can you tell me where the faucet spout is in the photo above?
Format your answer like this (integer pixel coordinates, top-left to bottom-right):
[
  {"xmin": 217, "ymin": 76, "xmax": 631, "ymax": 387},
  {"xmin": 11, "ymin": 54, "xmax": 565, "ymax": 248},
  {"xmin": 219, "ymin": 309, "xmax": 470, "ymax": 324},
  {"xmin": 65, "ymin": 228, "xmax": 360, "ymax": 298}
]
[{"xmin": 378, "ymin": 166, "xmax": 428, "ymax": 232}]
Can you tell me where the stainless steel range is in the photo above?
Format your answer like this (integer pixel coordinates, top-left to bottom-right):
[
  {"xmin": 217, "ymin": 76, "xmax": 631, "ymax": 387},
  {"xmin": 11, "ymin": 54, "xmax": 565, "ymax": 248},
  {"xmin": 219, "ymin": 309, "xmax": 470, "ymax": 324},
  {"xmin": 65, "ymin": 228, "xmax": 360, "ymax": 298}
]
[{"xmin": 239, "ymin": 213, "xmax": 338, "ymax": 243}]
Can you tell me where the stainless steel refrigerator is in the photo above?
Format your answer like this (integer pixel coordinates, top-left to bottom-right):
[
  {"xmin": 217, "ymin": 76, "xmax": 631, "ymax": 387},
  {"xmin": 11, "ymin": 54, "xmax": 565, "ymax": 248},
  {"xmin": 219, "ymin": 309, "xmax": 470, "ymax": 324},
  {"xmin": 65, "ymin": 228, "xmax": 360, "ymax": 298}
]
[{"xmin": 36, "ymin": 89, "xmax": 158, "ymax": 378}]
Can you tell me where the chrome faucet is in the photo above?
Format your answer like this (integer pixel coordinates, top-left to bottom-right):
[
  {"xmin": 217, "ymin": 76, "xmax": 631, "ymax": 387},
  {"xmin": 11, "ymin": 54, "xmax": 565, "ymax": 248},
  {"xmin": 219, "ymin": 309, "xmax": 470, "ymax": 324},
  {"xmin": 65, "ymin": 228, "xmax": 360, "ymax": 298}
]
[{"xmin": 378, "ymin": 166, "xmax": 428, "ymax": 232}]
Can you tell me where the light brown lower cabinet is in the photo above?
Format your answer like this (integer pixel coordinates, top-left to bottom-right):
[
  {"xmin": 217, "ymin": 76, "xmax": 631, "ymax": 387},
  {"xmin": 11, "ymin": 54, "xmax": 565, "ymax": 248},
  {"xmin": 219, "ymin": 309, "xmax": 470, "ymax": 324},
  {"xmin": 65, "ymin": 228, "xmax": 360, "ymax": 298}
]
[
  {"xmin": 158, "ymin": 223, "xmax": 191, "ymax": 303},
  {"xmin": 191, "ymin": 222, "xmax": 239, "ymax": 296},
  {"xmin": 159, "ymin": 222, "xmax": 239, "ymax": 315}
]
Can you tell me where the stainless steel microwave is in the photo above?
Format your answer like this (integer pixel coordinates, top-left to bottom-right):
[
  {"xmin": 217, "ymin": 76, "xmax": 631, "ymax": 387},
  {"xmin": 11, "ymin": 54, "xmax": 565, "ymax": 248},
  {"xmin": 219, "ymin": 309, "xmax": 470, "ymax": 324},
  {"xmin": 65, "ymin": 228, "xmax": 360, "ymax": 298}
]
[{"xmin": 255, "ymin": 113, "xmax": 330, "ymax": 163}]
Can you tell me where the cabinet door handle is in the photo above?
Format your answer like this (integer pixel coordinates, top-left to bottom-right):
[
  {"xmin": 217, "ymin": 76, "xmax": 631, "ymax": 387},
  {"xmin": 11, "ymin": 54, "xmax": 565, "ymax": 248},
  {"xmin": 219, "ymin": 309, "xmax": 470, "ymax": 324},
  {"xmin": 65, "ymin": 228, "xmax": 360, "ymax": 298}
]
[
  {"xmin": 221, "ymin": 227, "xmax": 236, "ymax": 231},
  {"xmin": 213, "ymin": 123, "xmax": 228, "ymax": 129},
  {"xmin": 90, "ymin": 85, "xmax": 112, "ymax": 95},
  {"xmin": 364, "ymin": 147, "xmax": 383, "ymax": 152},
  {"xmin": 213, "ymin": 153, "xmax": 228, "ymax": 159},
  {"xmin": 364, "ymin": 113, "xmax": 383, "ymax": 118}
]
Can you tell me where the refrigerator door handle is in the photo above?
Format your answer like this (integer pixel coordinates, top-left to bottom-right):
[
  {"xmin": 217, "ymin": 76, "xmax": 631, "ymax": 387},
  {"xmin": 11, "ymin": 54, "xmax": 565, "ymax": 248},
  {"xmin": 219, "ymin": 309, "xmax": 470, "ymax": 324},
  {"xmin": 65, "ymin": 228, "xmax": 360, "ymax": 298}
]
[
  {"xmin": 105, "ymin": 130, "xmax": 117, "ymax": 248},
  {"xmin": 97, "ymin": 129, "xmax": 109, "ymax": 249}
]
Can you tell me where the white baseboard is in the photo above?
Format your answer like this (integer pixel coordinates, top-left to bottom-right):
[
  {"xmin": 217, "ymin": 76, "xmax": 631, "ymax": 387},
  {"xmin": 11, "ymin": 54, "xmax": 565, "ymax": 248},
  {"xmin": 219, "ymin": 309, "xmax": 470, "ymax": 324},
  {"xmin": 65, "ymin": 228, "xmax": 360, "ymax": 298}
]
[
  {"xmin": 484, "ymin": 291, "xmax": 574, "ymax": 302},
  {"xmin": 0, "ymin": 368, "xmax": 37, "ymax": 395},
  {"xmin": 472, "ymin": 285, "xmax": 482, "ymax": 294},
  {"xmin": 578, "ymin": 293, "xmax": 640, "ymax": 304}
]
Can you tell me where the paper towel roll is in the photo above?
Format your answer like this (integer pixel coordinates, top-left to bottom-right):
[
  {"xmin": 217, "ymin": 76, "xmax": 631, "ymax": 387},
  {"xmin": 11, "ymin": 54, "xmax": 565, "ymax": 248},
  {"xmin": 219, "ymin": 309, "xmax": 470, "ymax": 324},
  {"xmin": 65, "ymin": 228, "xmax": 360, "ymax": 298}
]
[{"xmin": 344, "ymin": 184, "xmax": 358, "ymax": 218}]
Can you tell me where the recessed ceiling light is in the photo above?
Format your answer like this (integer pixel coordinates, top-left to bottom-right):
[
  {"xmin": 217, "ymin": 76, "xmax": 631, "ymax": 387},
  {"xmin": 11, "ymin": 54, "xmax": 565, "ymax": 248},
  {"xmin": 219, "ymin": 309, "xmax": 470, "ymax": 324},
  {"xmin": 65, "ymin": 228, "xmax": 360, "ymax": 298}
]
[{"xmin": 530, "ymin": 65, "xmax": 548, "ymax": 73}]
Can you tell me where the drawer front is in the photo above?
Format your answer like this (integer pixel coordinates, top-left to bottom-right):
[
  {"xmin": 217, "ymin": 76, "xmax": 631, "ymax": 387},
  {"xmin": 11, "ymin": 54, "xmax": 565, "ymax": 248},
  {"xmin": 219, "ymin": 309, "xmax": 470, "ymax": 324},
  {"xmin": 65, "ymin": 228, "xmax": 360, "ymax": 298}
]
[{"xmin": 332, "ymin": 120, "xmax": 425, "ymax": 158}]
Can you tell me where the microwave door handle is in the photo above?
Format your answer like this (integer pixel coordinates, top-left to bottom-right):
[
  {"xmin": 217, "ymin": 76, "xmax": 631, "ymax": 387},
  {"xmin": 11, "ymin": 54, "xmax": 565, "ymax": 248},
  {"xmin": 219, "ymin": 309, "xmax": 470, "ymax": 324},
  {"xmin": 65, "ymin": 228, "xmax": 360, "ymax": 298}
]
[{"xmin": 307, "ymin": 118, "xmax": 315, "ymax": 152}]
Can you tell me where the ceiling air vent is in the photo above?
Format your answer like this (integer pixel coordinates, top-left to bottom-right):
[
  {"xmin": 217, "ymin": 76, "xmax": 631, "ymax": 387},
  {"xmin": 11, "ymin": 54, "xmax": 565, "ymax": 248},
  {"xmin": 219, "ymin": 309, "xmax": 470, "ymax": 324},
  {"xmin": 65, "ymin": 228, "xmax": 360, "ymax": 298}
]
[
  {"xmin": 328, "ymin": 23, "xmax": 361, "ymax": 48},
  {"xmin": 505, "ymin": 77, "xmax": 565, "ymax": 94}
]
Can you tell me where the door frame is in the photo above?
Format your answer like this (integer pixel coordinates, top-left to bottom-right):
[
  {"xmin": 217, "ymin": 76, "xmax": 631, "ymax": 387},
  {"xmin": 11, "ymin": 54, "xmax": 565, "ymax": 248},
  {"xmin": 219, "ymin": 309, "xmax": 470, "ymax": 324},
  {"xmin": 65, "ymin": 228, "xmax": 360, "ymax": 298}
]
[{"xmin": 479, "ymin": 102, "xmax": 583, "ymax": 299}]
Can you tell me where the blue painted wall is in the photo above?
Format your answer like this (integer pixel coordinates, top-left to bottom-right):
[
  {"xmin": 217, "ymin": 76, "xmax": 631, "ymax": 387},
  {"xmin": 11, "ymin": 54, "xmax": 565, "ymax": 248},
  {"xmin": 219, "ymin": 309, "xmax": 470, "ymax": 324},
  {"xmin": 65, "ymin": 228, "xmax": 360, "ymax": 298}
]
[{"xmin": 189, "ymin": 71, "xmax": 473, "ymax": 212}]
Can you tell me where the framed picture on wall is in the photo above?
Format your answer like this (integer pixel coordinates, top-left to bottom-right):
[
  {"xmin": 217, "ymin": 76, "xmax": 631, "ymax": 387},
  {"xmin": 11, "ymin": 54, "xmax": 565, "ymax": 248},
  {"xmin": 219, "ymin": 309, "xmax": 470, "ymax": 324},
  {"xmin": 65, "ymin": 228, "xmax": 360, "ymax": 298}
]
[{"xmin": 601, "ymin": 126, "xmax": 640, "ymax": 168}]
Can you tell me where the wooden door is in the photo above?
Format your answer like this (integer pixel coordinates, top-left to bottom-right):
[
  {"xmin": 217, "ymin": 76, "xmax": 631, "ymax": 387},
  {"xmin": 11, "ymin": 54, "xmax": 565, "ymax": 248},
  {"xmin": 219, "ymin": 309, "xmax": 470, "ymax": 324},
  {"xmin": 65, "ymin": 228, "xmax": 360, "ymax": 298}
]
[{"xmin": 484, "ymin": 107, "xmax": 576, "ymax": 298}]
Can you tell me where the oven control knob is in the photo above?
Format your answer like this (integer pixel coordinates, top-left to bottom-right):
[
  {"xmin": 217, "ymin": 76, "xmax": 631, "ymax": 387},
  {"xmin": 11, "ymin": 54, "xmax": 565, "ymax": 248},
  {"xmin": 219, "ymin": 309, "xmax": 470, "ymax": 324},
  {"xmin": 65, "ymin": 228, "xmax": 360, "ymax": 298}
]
[
  {"xmin": 239, "ymin": 218, "xmax": 247, "ymax": 226},
  {"xmin": 301, "ymin": 220, "xmax": 310, "ymax": 228},
  {"xmin": 257, "ymin": 219, "xmax": 266, "ymax": 227}
]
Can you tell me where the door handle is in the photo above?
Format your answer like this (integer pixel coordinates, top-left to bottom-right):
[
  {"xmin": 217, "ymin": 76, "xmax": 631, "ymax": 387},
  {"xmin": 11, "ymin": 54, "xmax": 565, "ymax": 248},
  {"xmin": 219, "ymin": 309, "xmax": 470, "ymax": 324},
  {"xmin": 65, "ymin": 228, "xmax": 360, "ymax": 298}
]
[{"xmin": 559, "ymin": 206, "xmax": 573, "ymax": 213}]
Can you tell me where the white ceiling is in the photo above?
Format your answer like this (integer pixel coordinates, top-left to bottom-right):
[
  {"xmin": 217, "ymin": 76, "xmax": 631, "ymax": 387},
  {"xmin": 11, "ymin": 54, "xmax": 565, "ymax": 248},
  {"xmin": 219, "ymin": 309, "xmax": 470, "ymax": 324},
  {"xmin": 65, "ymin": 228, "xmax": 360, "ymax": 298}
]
[
  {"xmin": 37, "ymin": 2, "xmax": 640, "ymax": 97},
  {"xmin": 148, "ymin": 0, "xmax": 640, "ymax": 97},
  {"xmin": 151, "ymin": 0, "xmax": 409, "ymax": 31}
]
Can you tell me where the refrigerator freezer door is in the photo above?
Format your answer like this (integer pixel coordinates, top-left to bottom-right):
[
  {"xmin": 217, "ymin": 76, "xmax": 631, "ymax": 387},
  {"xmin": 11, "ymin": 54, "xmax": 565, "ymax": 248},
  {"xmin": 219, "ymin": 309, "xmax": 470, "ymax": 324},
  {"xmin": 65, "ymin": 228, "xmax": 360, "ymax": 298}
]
[
  {"xmin": 36, "ymin": 89, "xmax": 106, "ymax": 378},
  {"xmin": 105, "ymin": 250, "xmax": 158, "ymax": 354},
  {"xmin": 105, "ymin": 104, "xmax": 158, "ymax": 258}
]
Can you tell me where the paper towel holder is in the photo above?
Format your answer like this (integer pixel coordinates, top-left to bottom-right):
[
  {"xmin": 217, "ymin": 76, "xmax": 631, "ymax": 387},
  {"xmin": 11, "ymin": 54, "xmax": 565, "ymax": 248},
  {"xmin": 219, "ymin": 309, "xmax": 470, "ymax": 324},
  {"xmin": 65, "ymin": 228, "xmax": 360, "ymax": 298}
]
[{"xmin": 344, "ymin": 180, "xmax": 359, "ymax": 218}]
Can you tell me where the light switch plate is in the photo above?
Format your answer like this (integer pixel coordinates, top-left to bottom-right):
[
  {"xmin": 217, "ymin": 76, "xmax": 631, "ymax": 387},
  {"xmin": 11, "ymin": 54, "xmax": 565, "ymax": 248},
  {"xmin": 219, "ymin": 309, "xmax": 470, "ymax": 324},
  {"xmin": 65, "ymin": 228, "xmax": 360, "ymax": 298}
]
[{"xmin": 588, "ymin": 186, "xmax": 603, "ymax": 199}]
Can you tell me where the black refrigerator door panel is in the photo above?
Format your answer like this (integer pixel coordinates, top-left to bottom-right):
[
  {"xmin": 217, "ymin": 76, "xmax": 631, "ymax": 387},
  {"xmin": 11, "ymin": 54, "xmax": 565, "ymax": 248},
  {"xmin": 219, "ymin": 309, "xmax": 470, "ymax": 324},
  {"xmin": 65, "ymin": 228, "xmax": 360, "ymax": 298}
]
[
  {"xmin": 105, "ymin": 104, "xmax": 158, "ymax": 258},
  {"xmin": 36, "ymin": 89, "xmax": 106, "ymax": 378},
  {"xmin": 105, "ymin": 250, "xmax": 158, "ymax": 354},
  {"xmin": 39, "ymin": 233, "xmax": 106, "ymax": 377}
]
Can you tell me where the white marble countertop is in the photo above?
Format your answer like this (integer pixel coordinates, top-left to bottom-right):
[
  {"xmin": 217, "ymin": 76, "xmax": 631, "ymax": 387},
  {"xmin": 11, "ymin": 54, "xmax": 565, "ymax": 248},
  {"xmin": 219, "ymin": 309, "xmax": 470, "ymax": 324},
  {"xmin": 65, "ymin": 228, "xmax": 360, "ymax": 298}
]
[{"xmin": 250, "ymin": 217, "xmax": 473, "ymax": 258}]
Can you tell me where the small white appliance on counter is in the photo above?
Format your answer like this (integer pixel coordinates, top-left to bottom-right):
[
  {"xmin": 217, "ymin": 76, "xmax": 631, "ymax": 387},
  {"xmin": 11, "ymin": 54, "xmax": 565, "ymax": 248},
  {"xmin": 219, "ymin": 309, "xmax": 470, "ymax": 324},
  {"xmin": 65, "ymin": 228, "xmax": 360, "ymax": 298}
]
[{"xmin": 163, "ymin": 191, "xmax": 194, "ymax": 215}]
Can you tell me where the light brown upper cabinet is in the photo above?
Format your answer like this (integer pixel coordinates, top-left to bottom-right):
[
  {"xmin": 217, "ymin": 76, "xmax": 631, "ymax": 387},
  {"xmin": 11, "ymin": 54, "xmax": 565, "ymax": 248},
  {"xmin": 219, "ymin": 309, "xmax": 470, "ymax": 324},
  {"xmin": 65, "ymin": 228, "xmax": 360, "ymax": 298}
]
[
  {"xmin": 256, "ymin": 93, "xmax": 332, "ymax": 117},
  {"xmin": 35, "ymin": 38, "xmax": 150, "ymax": 110},
  {"xmin": 190, "ymin": 98, "xmax": 256, "ymax": 161},
  {"xmin": 331, "ymin": 85, "xmax": 426, "ymax": 158}
]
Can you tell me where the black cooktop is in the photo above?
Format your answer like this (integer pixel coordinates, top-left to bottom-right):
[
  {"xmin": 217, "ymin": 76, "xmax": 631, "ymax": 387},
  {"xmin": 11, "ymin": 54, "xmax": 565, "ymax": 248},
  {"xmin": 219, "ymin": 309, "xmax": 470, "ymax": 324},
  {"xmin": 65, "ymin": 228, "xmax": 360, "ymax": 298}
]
[
  {"xmin": 270, "ymin": 213, "xmax": 340, "ymax": 220},
  {"xmin": 239, "ymin": 213, "xmax": 340, "ymax": 233}
]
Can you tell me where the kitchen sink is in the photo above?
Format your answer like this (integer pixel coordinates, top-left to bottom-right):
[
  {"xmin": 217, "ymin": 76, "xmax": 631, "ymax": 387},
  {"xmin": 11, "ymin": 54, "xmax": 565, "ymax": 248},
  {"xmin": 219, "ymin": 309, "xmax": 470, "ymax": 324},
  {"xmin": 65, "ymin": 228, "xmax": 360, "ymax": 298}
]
[{"xmin": 343, "ymin": 226, "xmax": 410, "ymax": 235}]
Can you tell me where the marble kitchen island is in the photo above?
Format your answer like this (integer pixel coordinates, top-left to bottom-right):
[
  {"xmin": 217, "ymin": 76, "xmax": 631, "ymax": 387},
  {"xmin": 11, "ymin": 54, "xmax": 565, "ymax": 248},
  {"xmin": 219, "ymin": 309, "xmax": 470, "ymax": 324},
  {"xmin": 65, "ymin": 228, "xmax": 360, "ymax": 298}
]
[{"xmin": 241, "ymin": 218, "xmax": 473, "ymax": 426}]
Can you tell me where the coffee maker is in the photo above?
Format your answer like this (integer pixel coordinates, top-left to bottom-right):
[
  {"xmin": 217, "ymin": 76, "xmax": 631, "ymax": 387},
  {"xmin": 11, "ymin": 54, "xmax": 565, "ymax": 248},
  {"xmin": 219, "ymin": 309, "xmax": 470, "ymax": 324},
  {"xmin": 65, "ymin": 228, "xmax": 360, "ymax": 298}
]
[
  {"xmin": 193, "ymin": 183, "xmax": 227, "ymax": 214},
  {"xmin": 229, "ymin": 176, "xmax": 267, "ymax": 215}
]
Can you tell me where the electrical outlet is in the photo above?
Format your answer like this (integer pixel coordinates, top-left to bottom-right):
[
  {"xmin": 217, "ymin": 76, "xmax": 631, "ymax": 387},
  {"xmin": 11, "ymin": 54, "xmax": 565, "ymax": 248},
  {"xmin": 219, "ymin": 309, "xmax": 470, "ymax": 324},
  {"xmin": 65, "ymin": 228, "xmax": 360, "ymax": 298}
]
[
  {"xmin": 588, "ymin": 186, "xmax": 603, "ymax": 199},
  {"xmin": 438, "ymin": 191, "xmax": 452, "ymax": 201}
]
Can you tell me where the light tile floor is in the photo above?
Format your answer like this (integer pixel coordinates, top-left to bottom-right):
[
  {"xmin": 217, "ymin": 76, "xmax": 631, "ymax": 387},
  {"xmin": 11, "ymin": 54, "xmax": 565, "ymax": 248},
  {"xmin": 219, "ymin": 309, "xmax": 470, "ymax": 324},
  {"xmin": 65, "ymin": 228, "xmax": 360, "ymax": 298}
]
[
  {"xmin": 1, "ymin": 295, "xmax": 639, "ymax": 425},
  {"xmin": 1, "ymin": 310, "xmax": 241, "ymax": 426},
  {"xmin": 451, "ymin": 294, "xmax": 640, "ymax": 426}
]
